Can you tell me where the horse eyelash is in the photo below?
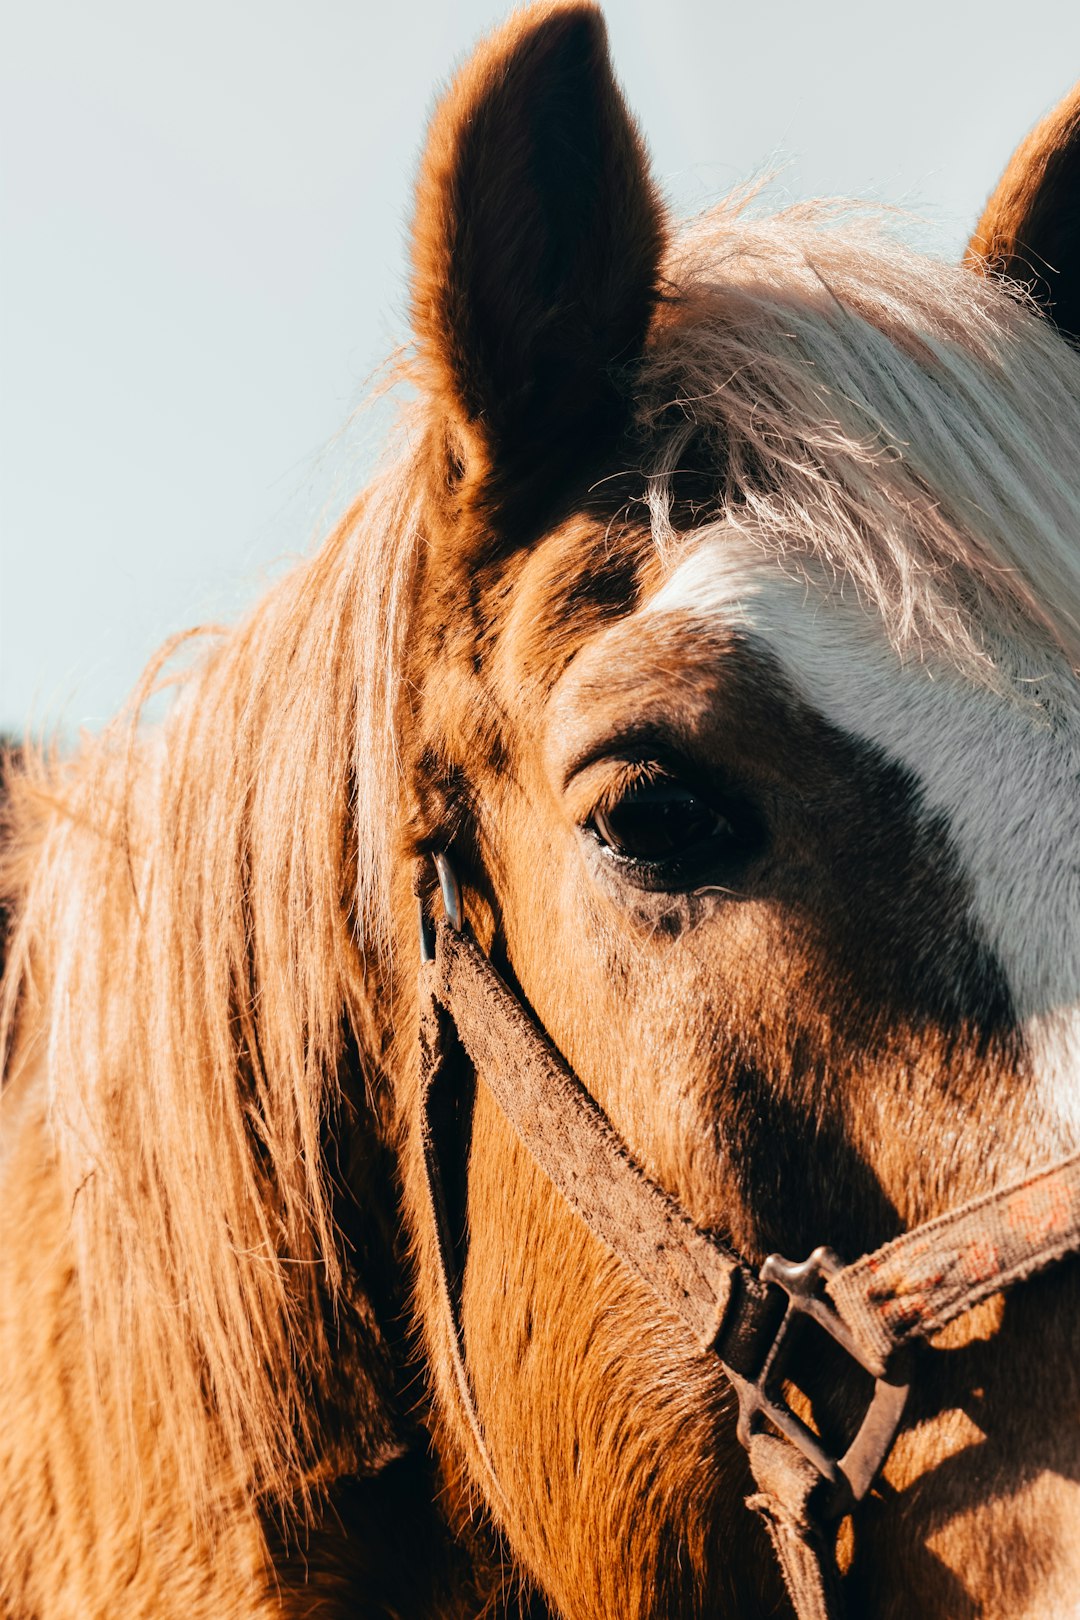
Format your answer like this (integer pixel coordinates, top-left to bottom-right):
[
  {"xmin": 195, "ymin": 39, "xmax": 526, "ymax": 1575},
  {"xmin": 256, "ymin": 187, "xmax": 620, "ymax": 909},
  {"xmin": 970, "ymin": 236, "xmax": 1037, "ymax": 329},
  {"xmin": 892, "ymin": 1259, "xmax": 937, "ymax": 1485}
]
[{"xmin": 587, "ymin": 759, "xmax": 676, "ymax": 821}]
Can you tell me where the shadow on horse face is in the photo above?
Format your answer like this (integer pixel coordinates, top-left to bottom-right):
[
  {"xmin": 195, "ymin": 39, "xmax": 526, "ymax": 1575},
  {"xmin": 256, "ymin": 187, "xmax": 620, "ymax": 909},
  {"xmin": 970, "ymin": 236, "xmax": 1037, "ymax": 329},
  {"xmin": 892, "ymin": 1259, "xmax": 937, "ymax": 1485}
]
[{"xmin": 6, "ymin": 5, "xmax": 1080, "ymax": 1618}]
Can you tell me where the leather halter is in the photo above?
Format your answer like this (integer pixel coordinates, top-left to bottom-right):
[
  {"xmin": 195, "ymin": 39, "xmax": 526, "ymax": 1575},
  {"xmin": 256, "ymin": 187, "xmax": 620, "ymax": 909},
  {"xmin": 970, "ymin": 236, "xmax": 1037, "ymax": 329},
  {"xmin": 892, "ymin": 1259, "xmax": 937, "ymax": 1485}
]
[{"xmin": 417, "ymin": 854, "xmax": 1080, "ymax": 1620}]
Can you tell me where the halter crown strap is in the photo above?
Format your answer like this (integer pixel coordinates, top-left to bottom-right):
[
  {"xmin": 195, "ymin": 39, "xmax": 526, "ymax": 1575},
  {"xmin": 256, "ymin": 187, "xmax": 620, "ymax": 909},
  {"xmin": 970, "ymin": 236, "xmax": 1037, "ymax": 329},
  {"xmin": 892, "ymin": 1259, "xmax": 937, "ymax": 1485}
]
[{"xmin": 417, "ymin": 901, "xmax": 1080, "ymax": 1620}]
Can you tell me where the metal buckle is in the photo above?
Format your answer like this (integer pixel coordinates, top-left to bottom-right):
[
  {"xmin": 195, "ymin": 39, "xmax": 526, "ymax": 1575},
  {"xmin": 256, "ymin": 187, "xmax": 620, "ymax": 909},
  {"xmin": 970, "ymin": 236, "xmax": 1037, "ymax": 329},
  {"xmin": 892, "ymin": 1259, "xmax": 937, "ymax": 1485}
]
[{"xmin": 733, "ymin": 1245, "xmax": 910, "ymax": 1510}]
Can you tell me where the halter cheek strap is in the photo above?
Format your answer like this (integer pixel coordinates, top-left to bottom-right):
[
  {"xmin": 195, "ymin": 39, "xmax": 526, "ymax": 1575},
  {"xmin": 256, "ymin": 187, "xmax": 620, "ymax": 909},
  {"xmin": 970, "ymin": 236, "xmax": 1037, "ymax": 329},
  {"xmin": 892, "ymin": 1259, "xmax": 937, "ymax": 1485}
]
[{"xmin": 416, "ymin": 884, "xmax": 1080, "ymax": 1620}]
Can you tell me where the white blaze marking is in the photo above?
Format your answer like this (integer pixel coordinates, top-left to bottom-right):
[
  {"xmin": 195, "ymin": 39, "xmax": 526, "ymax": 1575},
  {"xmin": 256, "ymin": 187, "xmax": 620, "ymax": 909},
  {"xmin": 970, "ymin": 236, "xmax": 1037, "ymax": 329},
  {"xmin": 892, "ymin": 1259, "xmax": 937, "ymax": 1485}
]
[{"xmin": 646, "ymin": 532, "xmax": 1080, "ymax": 1145}]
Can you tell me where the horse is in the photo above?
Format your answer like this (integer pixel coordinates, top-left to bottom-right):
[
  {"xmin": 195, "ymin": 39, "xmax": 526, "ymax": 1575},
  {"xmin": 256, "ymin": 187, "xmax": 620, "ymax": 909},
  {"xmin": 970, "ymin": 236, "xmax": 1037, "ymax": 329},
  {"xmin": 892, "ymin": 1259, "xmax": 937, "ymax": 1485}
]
[{"xmin": 4, "ymin": 4, "xmax": 1080, "ymax": 1615}]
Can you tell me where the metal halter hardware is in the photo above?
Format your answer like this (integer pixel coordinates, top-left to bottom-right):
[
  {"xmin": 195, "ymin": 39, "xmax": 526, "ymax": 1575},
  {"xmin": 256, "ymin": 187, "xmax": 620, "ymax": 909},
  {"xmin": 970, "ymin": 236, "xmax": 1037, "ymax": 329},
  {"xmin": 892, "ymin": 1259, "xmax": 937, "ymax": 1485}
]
[
  {"xmin": 418, "ymin": 851, "xmax": 462, "ymax": 962},
  {"xmin": 417, "ymin": 852, "xmax": 1080, "ymax": 1620},
  {"xmin": 730, "ymin": 1247, "xmax": 910, "ymax": 1511}
]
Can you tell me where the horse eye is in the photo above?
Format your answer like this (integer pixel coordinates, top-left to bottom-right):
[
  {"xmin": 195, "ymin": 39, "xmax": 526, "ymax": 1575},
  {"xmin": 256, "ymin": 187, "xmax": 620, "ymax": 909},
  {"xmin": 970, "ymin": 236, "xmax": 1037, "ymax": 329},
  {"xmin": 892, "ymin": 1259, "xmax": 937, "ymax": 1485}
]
[{"xmin": 591, "ymin": 781, "xmax": 731, "ymax": 862}]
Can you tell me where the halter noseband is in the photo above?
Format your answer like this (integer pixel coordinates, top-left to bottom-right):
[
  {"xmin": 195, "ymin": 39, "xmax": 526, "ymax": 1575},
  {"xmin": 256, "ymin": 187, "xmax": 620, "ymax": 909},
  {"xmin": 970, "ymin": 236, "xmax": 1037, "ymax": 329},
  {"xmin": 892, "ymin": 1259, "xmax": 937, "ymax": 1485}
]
[{"xmin": 417, "ymin": 854, "xmax": 1080, "ymax": 1620}]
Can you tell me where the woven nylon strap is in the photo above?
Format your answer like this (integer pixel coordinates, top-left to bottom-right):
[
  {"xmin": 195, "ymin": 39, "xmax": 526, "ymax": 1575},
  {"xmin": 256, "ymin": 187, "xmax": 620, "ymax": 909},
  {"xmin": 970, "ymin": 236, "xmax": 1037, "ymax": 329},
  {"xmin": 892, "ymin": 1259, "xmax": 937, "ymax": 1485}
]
[
  {"xmin": 826, "ymin": 1155, "xmax": 1080, "ymax": 1374},
  {"xmin": 418, "ymin": 919, "xmax": 1080, "ymax": 1620}
]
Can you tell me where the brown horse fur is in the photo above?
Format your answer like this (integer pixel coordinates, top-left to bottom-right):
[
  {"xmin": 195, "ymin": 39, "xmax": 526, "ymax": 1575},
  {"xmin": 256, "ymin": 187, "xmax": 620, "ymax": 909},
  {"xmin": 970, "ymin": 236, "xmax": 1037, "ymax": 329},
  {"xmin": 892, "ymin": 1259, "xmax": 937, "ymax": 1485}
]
[{"xmin": 4, "ymin": 6, "xmax": 1080, "ymax": 1616}]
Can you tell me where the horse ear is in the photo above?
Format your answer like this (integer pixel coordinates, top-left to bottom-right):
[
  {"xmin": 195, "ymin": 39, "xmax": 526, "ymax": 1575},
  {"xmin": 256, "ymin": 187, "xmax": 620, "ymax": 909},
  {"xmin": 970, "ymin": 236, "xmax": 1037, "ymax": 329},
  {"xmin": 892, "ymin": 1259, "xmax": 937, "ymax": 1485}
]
[
  {"xmin": 409, "ymin": 2, "xmax": 666, "ymax": 539},
  {"xmin": 964, "ymin": 82, "xmax": 1080, "ymax": 344}
]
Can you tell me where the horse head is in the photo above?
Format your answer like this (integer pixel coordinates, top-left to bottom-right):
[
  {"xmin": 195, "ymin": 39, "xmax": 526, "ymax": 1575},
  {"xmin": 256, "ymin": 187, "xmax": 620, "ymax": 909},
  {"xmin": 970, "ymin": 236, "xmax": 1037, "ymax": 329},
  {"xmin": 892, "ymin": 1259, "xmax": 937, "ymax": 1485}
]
[{"xmin": 393, "ymin": 7, "xmax": 1080, "ymax": 1615}]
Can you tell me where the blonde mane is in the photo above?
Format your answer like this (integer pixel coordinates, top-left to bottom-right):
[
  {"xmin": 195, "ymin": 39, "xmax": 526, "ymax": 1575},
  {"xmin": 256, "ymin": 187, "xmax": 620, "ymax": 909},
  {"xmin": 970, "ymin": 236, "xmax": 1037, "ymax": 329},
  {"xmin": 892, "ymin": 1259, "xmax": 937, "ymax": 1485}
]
[
  {"xmin": 644, "ymin": 200, "xmax": 1080, "ymax": 680},
  {"xmin": 1, "ymin": 444, "xmax": 426, "ymax": 1518},
  {"xmin": 5, "ymin": 196, "xmax": 1080, "ymax": 1524}
]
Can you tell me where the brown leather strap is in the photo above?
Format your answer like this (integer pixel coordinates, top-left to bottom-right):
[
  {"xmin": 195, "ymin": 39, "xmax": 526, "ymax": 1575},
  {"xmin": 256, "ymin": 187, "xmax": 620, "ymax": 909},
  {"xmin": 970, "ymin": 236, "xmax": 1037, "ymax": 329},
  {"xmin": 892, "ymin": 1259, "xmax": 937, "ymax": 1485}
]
[
  {"xmin": 423, "ymin": 925, "xmax": 747, "ymax": 1353},
  {"xmin": 826, "ymin": 1149, "xmax": 1080, "ymax": 1374},
  {"xmin": 746, "ymin": 1435, "xmax": 847, "ymax": 1620}
]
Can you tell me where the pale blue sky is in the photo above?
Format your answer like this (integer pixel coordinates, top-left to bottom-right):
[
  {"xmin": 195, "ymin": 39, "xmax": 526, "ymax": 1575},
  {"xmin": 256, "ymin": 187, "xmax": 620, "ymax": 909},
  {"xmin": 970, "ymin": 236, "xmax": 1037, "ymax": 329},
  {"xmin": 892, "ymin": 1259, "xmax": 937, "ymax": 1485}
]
[{"xmin": 4, "ymin": 1, "xmax": 1080, "ymax": 734}]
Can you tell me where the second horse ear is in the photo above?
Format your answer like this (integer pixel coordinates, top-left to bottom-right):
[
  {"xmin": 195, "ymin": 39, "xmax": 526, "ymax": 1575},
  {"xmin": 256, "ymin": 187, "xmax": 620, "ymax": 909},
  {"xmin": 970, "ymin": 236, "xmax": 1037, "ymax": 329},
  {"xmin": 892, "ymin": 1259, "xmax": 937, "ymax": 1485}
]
[
  {"xmin": 409, "ymin": 2, "xmax": 667, "ymax": 546},
  {"xmin": 965, "ymin": 82, "xmax": 1080, "ymax": 345}
]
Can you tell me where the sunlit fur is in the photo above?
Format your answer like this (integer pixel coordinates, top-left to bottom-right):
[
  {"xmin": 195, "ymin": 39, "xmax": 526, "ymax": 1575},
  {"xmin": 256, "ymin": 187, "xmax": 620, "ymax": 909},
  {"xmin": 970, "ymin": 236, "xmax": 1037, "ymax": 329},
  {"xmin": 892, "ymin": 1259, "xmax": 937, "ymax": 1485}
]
[{"xmin": 4, "ymin": 6, "xmax": 1080, "ymax": 1616}]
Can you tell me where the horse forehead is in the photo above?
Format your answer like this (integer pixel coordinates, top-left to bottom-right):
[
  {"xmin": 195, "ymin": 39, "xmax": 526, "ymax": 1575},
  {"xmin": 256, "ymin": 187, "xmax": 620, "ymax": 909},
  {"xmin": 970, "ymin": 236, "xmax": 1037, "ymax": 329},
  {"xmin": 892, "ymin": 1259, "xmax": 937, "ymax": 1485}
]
[
  {"xmin": 643, "ymin": 531, "xmax": 1080, "ymax": 1133},
  {"xmin": 641, "ymin": 531, "xmax": 1080, "ymax": 792}
]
